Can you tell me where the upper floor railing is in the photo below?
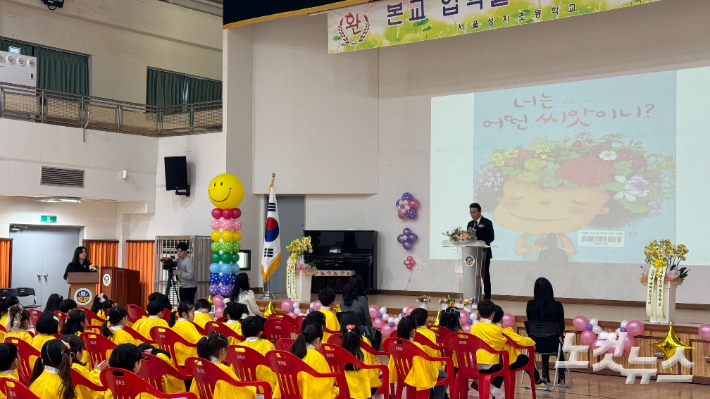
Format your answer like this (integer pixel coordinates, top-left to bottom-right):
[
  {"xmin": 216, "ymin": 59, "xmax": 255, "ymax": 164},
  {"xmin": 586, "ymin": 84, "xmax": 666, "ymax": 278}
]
[{"xmin": 0, "ymin": 82, "xmax": 221, "ymax": 137}]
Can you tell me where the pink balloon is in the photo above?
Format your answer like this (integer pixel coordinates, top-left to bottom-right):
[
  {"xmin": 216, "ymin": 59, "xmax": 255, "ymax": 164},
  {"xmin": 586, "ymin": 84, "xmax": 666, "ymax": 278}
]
[
  {"xmin": 211, "ymin": 219, "xmax": 221, "ymax": 230},
  {"xmin": 373, "ymin": 318, "xmax": 386, "ymax": 328},
  {"xmin": 281, "ymin": 299, "xmax": 293, "ymax": 312},
  {"xmin": 406, "ymin": 263, "xmax": 415, "ymax": 270},
  {"xmin": 699, "ymin": 324, "xmax": 710, "ymax": 341},
  {"xmin": 460, "ymin": 313, "xmax": 469, "ymax": 326},
  {"xmin": 312, "ymin": 301, "xmax": 322, "ymax": 311},
  {"xmin": 623, "ymin": 334, "xmax": 636, "ymax": 352},
  {"xmin": 287, "ymin": 312, "xmax": 297, "ymax": 319},
  {"xmin": 369, "ymin": 305, "xmax": 379, "ymax": 319},
  {"xmin": 572, "ymin": 315, "xmax": 589, "ymax": 332},
  {"xmin": 501, "ymin": 313, "xmax": 515, "ymax": 329},
  {"xmin": 232, "ymin": 208, "xmax": 242, "ymax": 218},
  {"xmin": 220, "ymin": 219, "xmax": 232, "ymax": 231},
  {"xmin": 626, "ymin": 320, "xmax": 645, "ymax": 337},
  {"xmin": 381, "ymin": 325, "xmax": 393, "ymax": 338},
  {"xmin": 398, "ymin": 211, "xmax": 408, "ymax": 220},
  {"xmin": 234, "ymin": 220, "xmax": 242, "ymax": 230},
  {"xmin": 580, "ymin": 330, "xmax": 597, "ymax": 345},
  {"xmin": 409, "ymin": 199, "xmax": 420, "ymax": 209},
  {"xmin": 221, "ymin": 209, "xmax": 232, "ymax": 219},
  {"xmin": 212, "ymin": 295, "xmax": 223, "ymax": 306},
  {"xmin": 211, "ymin": 208, "xmax": 222, "ymax": 219},
  {"xmin": 407, "ymin": 256, "xmax": 413, "ymax": 261},
  {"xmin": 214, "ymin": 307, "xmax": 224, "ymax": 319},
  {"xmin": 462, "ymin": 324, "xmax": 471, "ymax": 333},
  {"xmin": 405, "ymin": 307, "xmax": 415, "ymax": 316},
  {"xmin": 459, "ymin": 309, "xmax": 469, "ymax": 320}
]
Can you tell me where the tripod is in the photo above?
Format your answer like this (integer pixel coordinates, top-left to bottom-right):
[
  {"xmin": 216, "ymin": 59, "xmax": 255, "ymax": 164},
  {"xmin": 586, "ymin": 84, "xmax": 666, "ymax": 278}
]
[{"xmin": 165, "ymin": 269, "xmax": 180, "ymax": 304}]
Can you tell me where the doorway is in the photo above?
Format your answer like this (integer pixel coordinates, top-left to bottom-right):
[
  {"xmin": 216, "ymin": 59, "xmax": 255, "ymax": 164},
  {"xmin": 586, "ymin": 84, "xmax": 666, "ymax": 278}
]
[
  {"xmin": 267, "ymin": 196, "xmax": 304, "ymax": 293},
  {"xmin": 10, "ymin": 225, "xmax": 81, "ymax": 309}
]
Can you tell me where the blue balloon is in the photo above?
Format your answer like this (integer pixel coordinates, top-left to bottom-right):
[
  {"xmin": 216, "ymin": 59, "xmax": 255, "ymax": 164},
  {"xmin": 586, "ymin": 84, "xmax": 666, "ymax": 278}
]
[
  {"xmin": 231, "ymin": 264, "xmax": 240, "ymax": 274},
  {"xmin": 220, "ymin": 275, "xmax": 231, "ymax": 285},
  {"xmin": 220, "ymin": 263, "xmax": 232, "ymax": 274},
  {"xmin": 209, "ymin": 273, "xmax": 219, "ymax": 284},
  {"xmin": 209, "ymin": 263, "xmax": 220, "ymax": 273}
]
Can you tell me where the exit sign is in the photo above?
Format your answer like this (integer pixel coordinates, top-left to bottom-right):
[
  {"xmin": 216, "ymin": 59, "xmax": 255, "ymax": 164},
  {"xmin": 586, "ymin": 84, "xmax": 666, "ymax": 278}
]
[{"xmin": 41, "ymin": 215, "xmax": 57, "ymax": 223}]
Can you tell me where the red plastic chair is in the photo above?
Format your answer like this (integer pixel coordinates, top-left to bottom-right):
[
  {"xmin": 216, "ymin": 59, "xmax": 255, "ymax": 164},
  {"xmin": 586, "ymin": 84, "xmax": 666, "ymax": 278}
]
[
  {"xmin": 217, "ymin": 316, "xmax": 229, "ymax": 323},
  {"xmin": 80, "ymin": 307, "xmax": 105, "ymax": 326},
  {"xmin": 275, "ymin": 338, "xmax": 294, "ymax": 351},
  {"xmin": 187, "ymin": 357, "xmax": 272, "ymax": 399},
  {"xmin": 503, "ymin": 333, "xmax": 537, "ymax": 399},
  {"xmin": 383, "ymin": 337, "xmax": 455, "ymax": 399},
  {"xmin": 428, "ymin": 326, "xmax": 453, "ymax": 345},
  {"xmin": 265, "ymin": 350, "xmax": 346, "ymax": 399},
  {"xmin": 268, "ymin": 313, "xmax": 300, "ymax": 327},
  {"xmin": 137, "ymin": 353, "xmax": 192, "ymax": 392},
  {"xmin": 0, "ymin": 376, "xmax": 41, "ymax": 399},
  {"xmin": 85, "ymin": 325, "xmax": 101, "ymax": 332},
  {"xmin": 192, "ymin": 322, "xmax": 207, "ymax": 336},
  {"xmin": 28, "ymin": 309, "xmax": 43, "ymax": 328},
  {"xmin": 100, "ymin": 368, "xmax": 197, "ymax": 399},
  {"xmin": 204, "ymin": 321, "xmax": 245, "ymax": 343},
  {"xmin": 263, "ymin": 318, "xmax": 300, "ymax": 343},
  {"xmin": 326, "ymin": 333, "xmax": 342, "ymax": 345},
  {"xmin": 296, "ymin": 315, "xmax": 307, "ymax": 328},
  {"xmin": 124, "ymin": 325, "xmax": 154, "ymax": 344},
  {"xmin": 320, "ymin": 343, "xmax": 389, "ymax": 396},
  {"xmin": 362, "ymin": 338, "xmax": 388, "ymax": 357},
  {"xmin": 444, "ymin": 333, "xmax": 510, "ymax": 399},
  {"xmin": 150, "ymin": 326, "xmax": 197, "ymax": 368},
  {"xmin": 4, "ymin": 337, "xmax": 40, "ymax": 385},
  {"xmin": 414, "ymin": 331, "xmax": 452, "ymax": 359},
  {"xmin": 162, "ymin": 309, "xmax": 172, "ymax": 322},
  {"xmin": 80, "ymin": 332, "xmax": 116, "ymax": 366},
  {"xmin": 71, "ymin": 367, "xmax": 106, "ymax": 395},
  {"xmin": 226, "ymin": 345, "xmax": 270, "ymax": 386},
  {"xmin": 53, "ymin": 311, "xmax": 67, "ymax": 326},
  {"xmin": 126, "ymin": 304, "xmax": 148, "ymax": 323}
]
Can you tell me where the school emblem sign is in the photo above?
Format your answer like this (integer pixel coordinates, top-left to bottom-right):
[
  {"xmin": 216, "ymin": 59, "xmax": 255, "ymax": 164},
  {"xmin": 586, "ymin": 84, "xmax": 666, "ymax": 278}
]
[
  {"xmin": 74, "ymin": 288, "xmax": 93, "ymax": 306},
  {"xmin": 103, "ymin": 274, "xmax": 111, "ymax": 287},
  {"xmin": 464, "ymin": 255, "xmax": 475, "ymax": 266},
  {"xmin": 337, "ymin": 12, "xmax": 370, "ymax": 46}
]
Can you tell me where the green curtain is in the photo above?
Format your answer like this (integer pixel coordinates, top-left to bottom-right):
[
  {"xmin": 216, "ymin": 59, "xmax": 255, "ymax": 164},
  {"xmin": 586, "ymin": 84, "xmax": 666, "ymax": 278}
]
[
  {"xmin": 0, "ymin": 38, "xmax": 88, "ymax": 96},
  {"xmin": 147, "ymin": 68, "xmax": 221, "ymax": 107}
]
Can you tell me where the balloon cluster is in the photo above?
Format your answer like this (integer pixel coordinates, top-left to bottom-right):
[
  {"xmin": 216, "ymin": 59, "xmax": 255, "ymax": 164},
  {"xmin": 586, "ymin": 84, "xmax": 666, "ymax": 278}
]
[
  {"xmin": 699, "ymin": 324, "xmax": 710, "ymax": 353},
  {"xmin": 208, "ymin": 207, "xmax": 243, "ymax": 298},
  {"xmin": 396, "ymin": 193, "xmax": 420, "ymax": 220},
  {"xmin": 280, "ymin": 299, "xmax": 304, "ymax": 319},
  {"xmin": 573, "ymin": 316, "xmax": 644, "ymax": 354},
  {"xmin": 403, "ymin": 256, "xmax": 416, "ymax": 270},
  {"xmin": 397, "ymin": 228, "xmax": 418, "ymax": 250},
  {"xmin": 369, "ymin": 306, "xmax": 407, "ymax": 339}
]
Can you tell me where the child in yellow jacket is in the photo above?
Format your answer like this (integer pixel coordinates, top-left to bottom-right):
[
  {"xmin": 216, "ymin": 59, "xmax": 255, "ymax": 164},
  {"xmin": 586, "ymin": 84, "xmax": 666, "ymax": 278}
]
[
  {"xmin": 106, "ymin": 343, "xmax": 161, "ymax": 399},
  {"xmin": 317, "ymin": 288, "xmax": 340, "ymax": 343},
  {"xmin": 192, "ymin": 299, "xmax": 214, "ymax": 329},
  {"xmin": 340, "ymin": 324, "xmax": 382, "ymax": 399},
  {"xmin": 0, "ymin": 343, "xmax": 21, "ymax": 398},
  {"xmin": 131, "ymin": 301, "xmax": 169, "ymax": 342},
  {"xmin": 62, "ymin": 335, "xmax": 107, "ymax": 399},
  {"xmin": 190, "ymin": 332, "xmax": 256, "ymax": 399},
  {"xmin": 410, "ymin": 308, "xmax": 445, "ymax": 371},
  {"xmin": 237, "ymin": 316, "xmax": 277, "ymax": 392},
  {"xmin": 5, "ymin": 305, "xmax": 32, "ymax": 346},
  {"xmin": 29, "ymin": 339, "xmax": 76, "ymax": 399},
  {"xmin": 101, "ymin": 307, "xmax": 139, "ymax": 346},
  {"xmin": 168, "ymin": 302, "xmax": 203, "ymax": 366},
  {"xmin": 492, "ymin": 305, "xmax": 541, "ymax": 383}
]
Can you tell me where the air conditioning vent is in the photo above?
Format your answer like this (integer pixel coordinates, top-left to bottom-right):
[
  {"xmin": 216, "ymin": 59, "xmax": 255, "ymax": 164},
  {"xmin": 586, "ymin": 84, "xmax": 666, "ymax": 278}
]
[{"xmin": 41, "ymin": 166, "xmax": 85, "ymax": 188}]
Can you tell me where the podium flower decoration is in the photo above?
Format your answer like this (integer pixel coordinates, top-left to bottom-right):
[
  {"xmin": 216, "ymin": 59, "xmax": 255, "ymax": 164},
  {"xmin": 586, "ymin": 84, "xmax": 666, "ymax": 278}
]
[
  {"xmin": 443, "ymin": 227, "xmax": 477, "ymax": 243},
  {"xmin": 474, "ymin": 132, "xmax": 675, "ymax": 228},
  {"xmin": 640, "ymin": 239, "xmax": 689, "ymax": 285},
  {"xmin": 88, "ymin": 263, "xmax": 98, "ymax": 272}
]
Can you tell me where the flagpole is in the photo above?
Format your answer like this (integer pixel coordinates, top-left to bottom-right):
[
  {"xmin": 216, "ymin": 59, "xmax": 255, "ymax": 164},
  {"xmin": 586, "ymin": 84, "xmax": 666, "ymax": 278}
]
[{"xmin": 262, "ymin": 174, "xmax": 277, "ymax": 300}]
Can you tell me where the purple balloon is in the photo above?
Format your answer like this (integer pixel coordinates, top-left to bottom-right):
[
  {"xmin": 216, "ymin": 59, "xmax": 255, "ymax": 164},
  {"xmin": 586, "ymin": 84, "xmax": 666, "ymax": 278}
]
[
  {"xmin": 396, "ymin": 199, "xmax": 401, "ymax": 207},
  {"xmin": 402, "ymin": 192, "xmax": 413, "ymax": 201},
  {"xmin": 221, "ymin": 302, "xmax": 226, "ymax": 307},
  {"xmin": 403, "ymin": 228, "xmax": 412, "ymax": 235},
  {"xmin": 408, "ymin": 233, "xmax": 418, "ymax": 242},
  {"xmin": 397, "ymin": 234, "xmax": 407, "ymax": 243},
  {"xmin": 389, "ymin": 322, "xmax": 395, "ymax": 327},
  {"xmin": 586, "ymin": 324, "xmax": 593, "ymax": 331},
  {"xmin": 220, "ymin": 285, "xmax": 232, "ymax": 296},
  {"xmin": 403, "ymin": 242, "xmax": 413, "ymax": 250},
  {"xmin": 289, "ymin": 307, "xmax": 294, "ymax": 312},
  {"xmin": 400, "ymin": 313, "xmax": 406, "ymax": 317},
  {"xmin": 308, "ymin": 308, "xmax": 314, "ymax": 312},
  {"xmin": 620, "ymin": 327, "xmax": 627, "ymax": 332},
  {"xmin": 209, "ymin": 284, "xmax": 219, "ymax": 295},
  {"xmin": 377, "ymin": 313, "xmax": 382, "ymax": 318},
  {"xmin": 406, "ymin": 209, "xmax": 418, "ymax": 219}
]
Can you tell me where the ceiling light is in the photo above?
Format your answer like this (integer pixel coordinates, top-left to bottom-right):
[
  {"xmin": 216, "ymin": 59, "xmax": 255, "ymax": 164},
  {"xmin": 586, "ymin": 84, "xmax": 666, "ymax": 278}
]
[{"xmin": 37, "ymin": 197, "xmax": 82, "ymax": 203}]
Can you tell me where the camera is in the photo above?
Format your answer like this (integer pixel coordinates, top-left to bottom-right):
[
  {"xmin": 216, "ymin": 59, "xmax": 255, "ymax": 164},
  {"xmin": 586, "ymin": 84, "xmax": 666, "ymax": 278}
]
[{"xmin": 161, "ymin": 257, "xmax": 176, "ymax": 271}]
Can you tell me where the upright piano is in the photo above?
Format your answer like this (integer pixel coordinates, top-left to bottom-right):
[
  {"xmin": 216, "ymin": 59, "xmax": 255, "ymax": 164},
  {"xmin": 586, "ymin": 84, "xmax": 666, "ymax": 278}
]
[{"xmin": 303, "ymin": 230, "xmax": 377, "ymax": 294}]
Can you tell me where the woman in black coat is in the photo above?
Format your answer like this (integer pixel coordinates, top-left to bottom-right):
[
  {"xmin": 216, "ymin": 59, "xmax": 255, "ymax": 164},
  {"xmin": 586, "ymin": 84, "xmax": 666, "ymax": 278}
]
[
  {"xmin": 526, "ymin": 277, "xmax": 566, "ymax": 383},
  {"xmin": 63, "ymin": 246, "xmax": 94, "ymax": 280}
]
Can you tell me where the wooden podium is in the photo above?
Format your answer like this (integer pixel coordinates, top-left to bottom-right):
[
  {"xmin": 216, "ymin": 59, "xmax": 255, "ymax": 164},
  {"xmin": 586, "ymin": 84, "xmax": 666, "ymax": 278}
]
[
  {"xmin": 67, "ymin": 272, "xmax": 100, "ymax": 308},
  {"xmin": 101, "ymin": 267, "xmax": 141, "ymax": 307}
]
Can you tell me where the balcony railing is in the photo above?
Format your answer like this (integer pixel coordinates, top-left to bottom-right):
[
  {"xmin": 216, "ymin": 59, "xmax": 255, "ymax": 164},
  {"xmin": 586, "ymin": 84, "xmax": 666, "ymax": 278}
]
[{"xmin": 0, "ymin": 82, "xmax": 222, "ymax": 137}]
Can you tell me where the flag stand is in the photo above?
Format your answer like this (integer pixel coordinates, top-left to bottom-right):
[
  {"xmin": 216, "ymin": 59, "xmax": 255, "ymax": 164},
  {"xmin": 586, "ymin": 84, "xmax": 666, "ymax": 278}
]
[{"xmin": 261, "ymin": 280, "xmax": 277, "ymax": 300}]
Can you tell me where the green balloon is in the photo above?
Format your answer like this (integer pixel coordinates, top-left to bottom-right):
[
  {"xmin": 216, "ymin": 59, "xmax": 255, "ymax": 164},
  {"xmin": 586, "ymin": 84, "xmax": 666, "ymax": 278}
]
[
  {"xmin": 211, "ymin": 242, "xmax": 221, "ymax": 252},
  {"xmin": 221, "ymin": 242, "xmax": 231, "ymax": 252},
  {"xmin": 234, "ymin": 242, "xmax": 241, "ymax": 252},
  {"xmin": 221, "ymin": 253, "xmax": 232, "ymax": 263},
  {"xmin": 232, "ymin": 252, "xmax": 240, "ymax": 263},
  {"xmin": 210, "ymin": 252, "xmax": 220, "ymax": 263}
]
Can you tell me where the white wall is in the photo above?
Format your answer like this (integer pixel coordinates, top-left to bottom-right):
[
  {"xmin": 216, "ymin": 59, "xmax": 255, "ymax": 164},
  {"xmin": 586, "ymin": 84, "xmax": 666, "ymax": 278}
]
[
  {"xmin": 225, "ymin": 0, "xmax": 710, "ymax": 304},
  {"xmin": 0, "ymin": 0, "xmax": 222, "ymax": 104}
]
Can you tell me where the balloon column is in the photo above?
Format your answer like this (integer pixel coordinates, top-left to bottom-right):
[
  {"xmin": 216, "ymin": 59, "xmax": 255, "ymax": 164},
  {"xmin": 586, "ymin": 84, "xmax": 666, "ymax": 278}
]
[
  {"xmin": 396, "ymin": 192, "xmax": 420, "ymax": 220},
  {"xmin": 573, "ymin": 316, "xmax": 645, "ymax": 354},
  {"xmin": 207, "ymin": 173, "xmax": 245, "ymax": 316},
  {"xmin": 280, "ymin": 299, "xmax": 304, "ymax": 319},
  {"xmin": 397, "ymin": 228, "xmax": 418, "ymax": 250}
]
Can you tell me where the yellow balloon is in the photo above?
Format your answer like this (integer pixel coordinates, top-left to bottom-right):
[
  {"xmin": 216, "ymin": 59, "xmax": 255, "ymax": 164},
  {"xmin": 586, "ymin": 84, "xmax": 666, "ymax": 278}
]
[
  {"xmin": 208, "ymin": 173, "xmax": 245, "ymax": 210},
  {"xmin": 221, "ymin": 230, "xmax": 233, "ymax": 242},
  {"xmin": 210, "ymin": 230, "xmax": 221, "ymax": 242},
  {"xmin": 233, "ymin": 231, "xmax": 242, "ymax": 242}
]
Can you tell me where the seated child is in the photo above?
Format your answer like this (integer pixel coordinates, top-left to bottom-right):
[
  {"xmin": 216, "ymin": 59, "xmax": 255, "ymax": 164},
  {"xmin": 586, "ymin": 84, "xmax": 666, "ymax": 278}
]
[
  {"xmin": 5, "ymin": 305, "xmax": 32, "ymax": 345},
  {"xmin": 0, "ymin": 342, "xmax": 21, "ymax": 394},
  {"xmin": 168, "ymin": 302, "xmax": 203, "ymax": 367},
  {"xmin": 317, "ymin": 288, "xmax": 340, "ymax": 342},
  {"xmin": 102, "ymin": 307, "xmax": 139, "ymax": 345},
  {"xmin": 388, "ymin": 317, "xmax": 446, "ymax": 399},
  {"xmin": 0, "ymin": 296, "xmax": 20, "ymax": 330},
  {"xmin": 341, "ymin": 324, "xmax": 381, "ymax": 399},
  {"xmin": 223, "ymin": 302, "xmax": 249, "ymax": 344},
  {"xmin": 148, "ymin": 292, "xmax": 172, "ymax": 312},
  {"xmin": 61, "ymin": 310, "xmax": 91, "ymax": 365},
  {"xmin": 301, "ymin": 311, "xmax": 325, "ymax": 332},
  {"xmin": 32, "ymin": 313, "xmax": 60, "ymax": 352},
  {"xmin": 193, "ymin": 299, "xmax": 213, "ymax": 329},
  {"xmin": 62, "ymin": 334, "xmax": 107, "ymax": 399},
  {"xmin": 136, "ymin": 343, "xmax": 184, "ymax": 393},
  {"xmin": 190, "ymin": 332, "xmax": 256, "ymax": 399},
  {"xmin": 28, "ymin": 339, "xmax": 75, "ymax": 399},
  {"xmin": 59, "ymin": 300, "xmax": 78, "ymax": 314},
  {"xmin": 410, "ymin": 308, "xmax": 444, "ymax": 370},
  {"xmin": 492, "ymin": 305, "xmax": 541, "ymax": 385},
  {"xmin": 237, "ymin": 316, "xmax": 277, "ymax": 391},
  {"xmin": 90, "ymin": 294, "xmax": 115, "ymax": 321},
  {"xmin": 105, "ymin": 344, "xmax": 144, "ymax": 399},
  {"xmin": 131, "ymin": 301, "xmax": 169, "ymax": 341}
]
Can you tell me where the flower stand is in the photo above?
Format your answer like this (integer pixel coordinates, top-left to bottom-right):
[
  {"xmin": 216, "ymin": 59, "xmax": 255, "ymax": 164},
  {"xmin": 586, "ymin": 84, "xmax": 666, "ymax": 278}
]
[
  {"xmin": 650, "ymin": 281, "xmax": 676, "ymax": 324},
  {"xmin": 294, "ymin": 273, "xmax": 312, "ymax": 304},
  {"xmin": 419, "ymin": 302, "xmax": 428, "ymax": 310}
]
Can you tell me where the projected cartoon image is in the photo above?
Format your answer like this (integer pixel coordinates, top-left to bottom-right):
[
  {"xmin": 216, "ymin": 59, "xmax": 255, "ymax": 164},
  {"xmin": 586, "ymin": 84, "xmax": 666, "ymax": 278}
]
[{"xmin": 471, "ymin": 71, "xmax": 676, "ymax": 263}]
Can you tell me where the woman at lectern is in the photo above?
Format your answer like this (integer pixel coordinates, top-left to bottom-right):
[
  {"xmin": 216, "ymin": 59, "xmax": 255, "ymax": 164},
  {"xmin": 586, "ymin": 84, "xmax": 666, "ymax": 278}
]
[{"xmin": 63, "ymin": 247, "xmax": 95, "ymax": 280}]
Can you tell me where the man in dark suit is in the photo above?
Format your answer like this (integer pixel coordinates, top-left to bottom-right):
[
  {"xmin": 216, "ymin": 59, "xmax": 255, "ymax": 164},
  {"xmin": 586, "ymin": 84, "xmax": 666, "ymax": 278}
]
[{"xmin": 467, "ymin": 202, "xmax": 495, "ymax": 300}]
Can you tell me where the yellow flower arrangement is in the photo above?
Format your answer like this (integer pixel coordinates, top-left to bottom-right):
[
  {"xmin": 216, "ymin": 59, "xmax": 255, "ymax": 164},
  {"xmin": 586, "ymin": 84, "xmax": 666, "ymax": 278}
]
[
  {"xmin": 490, "ymin": 153, "xmax": 504, "ymax": 161},
  {"xmin": 641, "ymin": 239, "xmax": 690, "ymax": 285},
  {"xmin": 504, "ymin": 149, "xmax": 518, "ymax": 158},
  {"xmin": 523, "ymin": 158, "xmax": 547, "ymax": 170}
]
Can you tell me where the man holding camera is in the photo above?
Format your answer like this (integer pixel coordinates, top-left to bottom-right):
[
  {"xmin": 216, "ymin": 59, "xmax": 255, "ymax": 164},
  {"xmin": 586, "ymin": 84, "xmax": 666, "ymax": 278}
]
[{"xmin": 172, "ymin": 243, "xmax": 197, "ymax": 304}]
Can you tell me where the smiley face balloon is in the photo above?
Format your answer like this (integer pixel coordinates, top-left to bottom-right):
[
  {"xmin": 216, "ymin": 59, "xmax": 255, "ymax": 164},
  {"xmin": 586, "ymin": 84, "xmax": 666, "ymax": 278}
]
[{"xmin": 208, "ymin": 174, "xmax": 245, "ymax": 209}]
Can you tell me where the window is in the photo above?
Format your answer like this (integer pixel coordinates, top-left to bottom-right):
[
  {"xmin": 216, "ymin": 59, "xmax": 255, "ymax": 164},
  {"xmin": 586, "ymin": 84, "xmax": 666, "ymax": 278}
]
[
  {"xmin": 0, "ymin": 37, "xmax": 89, "ymax": 96},
  {"xmin": 146, "ymin": 68, "xmax": 221, "ymax": 107}
]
